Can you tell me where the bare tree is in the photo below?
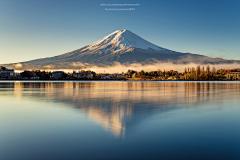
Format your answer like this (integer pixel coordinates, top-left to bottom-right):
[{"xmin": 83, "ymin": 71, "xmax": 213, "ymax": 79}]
[
  {"xmin": 184, "ymin": 67, "xmax": 187, "ymax": 80},
  {"xmin": 212, "ymin": 66, "xmax": 216, "ymax": 79},
  {"xmin": 196, "ymin": 65, "xmax": 201, "ymax": 80},
  {"xmin": 206, "ymin": 65, "xmax": 210, "ymax": 74},
  {"xmin": 201, "ymin": 66, "xmax": 205, "ymax": 80},
  {"xmin": 206, "ymin": 65, "xmax": 210, "ymax": 80}
]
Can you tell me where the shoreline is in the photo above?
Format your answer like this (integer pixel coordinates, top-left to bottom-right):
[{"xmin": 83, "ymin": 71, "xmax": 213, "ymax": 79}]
[{"xmin": 0, "ymin": 80, "xmax": 239, "ymax": 82}]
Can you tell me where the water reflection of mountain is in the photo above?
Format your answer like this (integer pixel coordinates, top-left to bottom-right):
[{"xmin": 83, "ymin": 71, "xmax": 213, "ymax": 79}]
[{"xmin": 2, "ymin": 82, "xmax": 240, "ymax": 137}]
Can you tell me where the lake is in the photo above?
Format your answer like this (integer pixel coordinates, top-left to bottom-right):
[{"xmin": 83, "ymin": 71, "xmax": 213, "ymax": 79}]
[{"xmin": 1, "ymin": 81, "xmax": 240, "ymax": 160}]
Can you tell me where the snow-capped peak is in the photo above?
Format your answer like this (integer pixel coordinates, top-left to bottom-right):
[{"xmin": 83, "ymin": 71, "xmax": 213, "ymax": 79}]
[{"xmin": 83, "ymin": 29, "xmax": 165, "ymax": 52}]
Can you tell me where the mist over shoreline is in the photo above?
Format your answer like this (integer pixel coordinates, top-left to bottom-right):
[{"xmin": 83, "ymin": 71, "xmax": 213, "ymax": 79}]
[{"xmin": 6, "ymin": 62, "xmax": 240, "ymax": 73}]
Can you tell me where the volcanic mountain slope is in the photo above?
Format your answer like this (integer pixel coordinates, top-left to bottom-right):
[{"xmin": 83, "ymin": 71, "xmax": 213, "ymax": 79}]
[{"xmin": 4, "ymin": 29, "xmax": 240, "ymax": 69}]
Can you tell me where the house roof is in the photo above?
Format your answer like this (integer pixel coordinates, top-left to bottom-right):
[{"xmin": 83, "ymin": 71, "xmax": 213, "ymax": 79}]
[{"xmin": 52, "ymin": 71, "xmax": 64, "ymax": 73}]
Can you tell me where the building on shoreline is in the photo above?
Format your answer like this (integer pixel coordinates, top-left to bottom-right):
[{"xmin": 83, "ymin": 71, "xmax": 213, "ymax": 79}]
[
  {"xmin": 52, "ymin": 71, "xmax": 65, "ymax": 79},
  {"xmin": 226, "ymin": 72, "xmax": 240, "ymax": 80},
  {"xmin": 73, "ymin": 72, "xmax": 93, "ymax": 79},
  {"xmin": 0, "ymin": 69, "xmax": 15, "ymax": 79}
]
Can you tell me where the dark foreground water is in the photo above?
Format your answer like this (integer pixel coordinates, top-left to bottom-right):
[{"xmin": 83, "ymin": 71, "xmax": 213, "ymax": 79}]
[{"xmin": 0, "ymin": 81, "xmax": 240, "ymax": 160}]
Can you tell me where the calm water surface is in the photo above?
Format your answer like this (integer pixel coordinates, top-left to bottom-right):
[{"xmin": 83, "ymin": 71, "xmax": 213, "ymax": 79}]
[{"xmin": 0, "ymin": 81, "xmax": 240, "ymax": 160}]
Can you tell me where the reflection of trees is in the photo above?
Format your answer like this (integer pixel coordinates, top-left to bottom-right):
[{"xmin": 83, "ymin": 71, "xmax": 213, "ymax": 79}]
[{"xmin": 5, "ymin": 82, "xmax": 240, "ymax": 137}]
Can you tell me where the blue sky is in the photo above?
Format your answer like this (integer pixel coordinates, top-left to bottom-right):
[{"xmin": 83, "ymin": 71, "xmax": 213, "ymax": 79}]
[{"xmin": 0, "ymin": 0, "xmax": 240, "ymax": 64}]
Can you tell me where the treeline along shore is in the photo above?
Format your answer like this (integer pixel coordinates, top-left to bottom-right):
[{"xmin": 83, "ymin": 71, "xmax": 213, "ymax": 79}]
[{"xmin": 0, "ymin": 65, "xmax": 240, "ymax": 81}]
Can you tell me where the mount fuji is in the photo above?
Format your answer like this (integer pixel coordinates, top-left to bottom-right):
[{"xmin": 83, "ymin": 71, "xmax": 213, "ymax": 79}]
[{"xmin": 3, "ymin": 29, "xmax": 240, "ymax": 69}]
